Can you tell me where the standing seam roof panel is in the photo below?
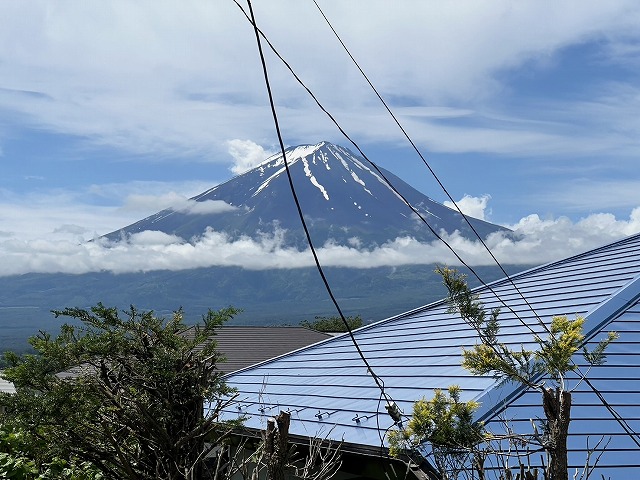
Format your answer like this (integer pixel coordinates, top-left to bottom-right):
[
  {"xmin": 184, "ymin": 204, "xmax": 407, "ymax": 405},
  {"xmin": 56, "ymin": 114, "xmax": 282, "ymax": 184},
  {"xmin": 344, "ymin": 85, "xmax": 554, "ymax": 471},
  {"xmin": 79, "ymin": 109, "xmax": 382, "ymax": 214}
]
[{"xmin": 218, "ymin": 232, "xmax": 640, "ymax": 475}]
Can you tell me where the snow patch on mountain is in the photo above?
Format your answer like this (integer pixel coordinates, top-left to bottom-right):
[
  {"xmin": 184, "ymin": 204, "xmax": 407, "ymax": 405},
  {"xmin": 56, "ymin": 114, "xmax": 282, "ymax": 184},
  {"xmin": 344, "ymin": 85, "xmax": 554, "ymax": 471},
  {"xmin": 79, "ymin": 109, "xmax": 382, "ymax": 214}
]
[
  {"xmin": 329, "ymin": 145, "xmax": 405, "ymax": 202},
  {"xmin": 252, "ymin": 142, "xmax": 335, "ymax": 198},
  {"xmin": 266, "ymin": 143, "xmax": 324, "ymax": 169},
  {"xmin": 253, "ymin": 165, "xmax": 287, "ymax": 197},
  {"xmin": 318, "ymin": 151, "xmax": 331, "ymax": 170},
  {"xmin": 302, "ymin": 157, "xmax": 329, "ymax": 200},
  {"xmin": 350, "ymin": 171, "xmax": 372, "ymax": 196}
]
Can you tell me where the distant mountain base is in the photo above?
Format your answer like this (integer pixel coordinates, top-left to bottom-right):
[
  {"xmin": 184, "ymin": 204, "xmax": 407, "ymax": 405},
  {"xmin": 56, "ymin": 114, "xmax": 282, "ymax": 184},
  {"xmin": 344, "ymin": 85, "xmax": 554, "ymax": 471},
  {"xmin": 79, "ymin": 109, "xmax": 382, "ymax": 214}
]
[
  {"xmin": 0, "ymin": 263, "xmax": 525, "ymax": 354},
  {"xmin": 0, "ymin": 143, "xmax": 522, "ymax": 353}
]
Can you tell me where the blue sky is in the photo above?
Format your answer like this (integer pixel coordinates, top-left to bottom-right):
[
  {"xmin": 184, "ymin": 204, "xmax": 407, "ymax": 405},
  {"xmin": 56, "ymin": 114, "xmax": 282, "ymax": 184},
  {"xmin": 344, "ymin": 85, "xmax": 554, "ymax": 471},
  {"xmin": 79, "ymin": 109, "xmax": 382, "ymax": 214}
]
[{"xmin": 2, "ymin": 1, "xmax": 640, "ymax": 275}]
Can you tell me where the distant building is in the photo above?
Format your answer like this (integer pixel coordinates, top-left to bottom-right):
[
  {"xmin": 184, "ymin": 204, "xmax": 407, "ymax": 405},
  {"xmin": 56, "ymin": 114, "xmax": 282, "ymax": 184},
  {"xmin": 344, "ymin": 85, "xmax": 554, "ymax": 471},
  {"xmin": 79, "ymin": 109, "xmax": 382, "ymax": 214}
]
[
  {"xmin": 0, "ymin": 374, "xmax": 16, "ymax": 414},
  {"xmin": 194, "ymin": 325, "xmax": 332, "ymax": 375},
  {"xmin": 0, "ymin": 376, "xmax": 15, "ymax": 395}
]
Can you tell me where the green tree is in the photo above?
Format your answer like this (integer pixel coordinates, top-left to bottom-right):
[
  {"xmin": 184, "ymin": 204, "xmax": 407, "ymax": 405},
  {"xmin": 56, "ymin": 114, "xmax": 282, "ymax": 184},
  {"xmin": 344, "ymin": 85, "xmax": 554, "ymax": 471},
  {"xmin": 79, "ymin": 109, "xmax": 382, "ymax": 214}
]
[
  {"xmin": 0, "ymin": 423, "xmax": 103, "ymax": 479},
  {"xmin": 437, "ymin": 266, "xmax": 618, "ymax": 480},
  {"xmin": 300, "ymin": 315, "xmax": 363, "ymax": 333},
  {"xmin": 0, "ymin": 303, "xmax": 242, "ymax": 480},
  {"xmin": 388, "ymin": 386, "xmax": 485, "ymax": 480}
]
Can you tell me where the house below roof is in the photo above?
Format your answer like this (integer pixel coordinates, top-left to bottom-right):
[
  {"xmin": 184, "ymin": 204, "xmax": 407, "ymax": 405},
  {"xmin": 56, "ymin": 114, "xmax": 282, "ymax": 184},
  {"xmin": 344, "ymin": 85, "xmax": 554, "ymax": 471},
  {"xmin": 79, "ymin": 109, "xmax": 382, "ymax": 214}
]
[{"xmin": 216, "ymin": 233, "xmax": 640, "ymax": 478}]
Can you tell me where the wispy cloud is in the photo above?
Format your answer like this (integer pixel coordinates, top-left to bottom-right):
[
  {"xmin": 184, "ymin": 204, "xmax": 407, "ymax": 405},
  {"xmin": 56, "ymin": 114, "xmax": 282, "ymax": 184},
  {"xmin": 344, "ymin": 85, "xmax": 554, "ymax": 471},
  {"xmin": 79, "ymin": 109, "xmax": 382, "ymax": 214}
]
[
  {"xmin": 527, "ymin": 179, "xmax": 640, "ymax": 213},
  {"xmin": 0, "ymin": 180, "xmax": 222, "ymax": 242},
  {"xmin": 172, "ymin": 199, "xmax": 239, "ymax": 215},
  {"xmin": 0, "ymin": 1, "xmax": 639, "ymax": 162}
]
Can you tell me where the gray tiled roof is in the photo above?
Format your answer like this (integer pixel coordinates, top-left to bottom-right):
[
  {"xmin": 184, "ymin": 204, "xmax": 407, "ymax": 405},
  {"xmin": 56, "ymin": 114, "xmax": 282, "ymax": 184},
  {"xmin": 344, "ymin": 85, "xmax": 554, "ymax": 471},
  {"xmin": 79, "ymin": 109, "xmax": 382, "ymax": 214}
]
[
  {"xmin": 56, "ymin": 326, "xmax": 332, "ymax": 380},
  {"xmin": 193, "ymin": 326, "xmax": 332, "ymax": 375}
]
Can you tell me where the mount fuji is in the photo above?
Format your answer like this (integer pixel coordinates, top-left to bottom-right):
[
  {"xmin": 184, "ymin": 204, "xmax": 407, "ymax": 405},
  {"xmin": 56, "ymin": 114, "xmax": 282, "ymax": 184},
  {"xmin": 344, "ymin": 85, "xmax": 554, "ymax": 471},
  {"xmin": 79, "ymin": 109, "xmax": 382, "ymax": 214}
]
[
  {"xmin": 106, "ymin": 142, "xmax": 507, "ymax": 247},
  {"xmin": 0, "ymin": 142, "xmax": 516, "ymax": 352}
]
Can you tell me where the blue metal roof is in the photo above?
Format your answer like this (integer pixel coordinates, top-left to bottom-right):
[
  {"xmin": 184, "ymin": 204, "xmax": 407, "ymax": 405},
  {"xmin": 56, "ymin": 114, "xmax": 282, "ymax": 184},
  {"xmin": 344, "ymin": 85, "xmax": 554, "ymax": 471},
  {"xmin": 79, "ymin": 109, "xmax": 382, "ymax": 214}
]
[
  {"xmin": 480, "ymin": 296, "xmax": 640, "ymax": 477},
  {"xmin": 215, "ymin": 233, "xmax": 640, "ymax": 473}
]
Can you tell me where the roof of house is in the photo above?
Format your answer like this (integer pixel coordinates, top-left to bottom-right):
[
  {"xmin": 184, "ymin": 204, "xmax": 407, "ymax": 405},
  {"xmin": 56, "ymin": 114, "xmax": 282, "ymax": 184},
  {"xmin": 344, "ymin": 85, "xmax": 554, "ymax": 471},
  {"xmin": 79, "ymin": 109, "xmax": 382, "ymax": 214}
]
[
  {"xmin": 0, "ymin": 375, "xmax": 15, "ymax": 394},
  {"xmin": 217, "ymin": 233, "xmax": 640, "ymax": 474},
  {"xmin": 210, "ymin": 326, "xmax": 332, "ymax": 374},
  {"xmin": 56, "ymin": 326, "xmax": 332, "ymax": 380}
]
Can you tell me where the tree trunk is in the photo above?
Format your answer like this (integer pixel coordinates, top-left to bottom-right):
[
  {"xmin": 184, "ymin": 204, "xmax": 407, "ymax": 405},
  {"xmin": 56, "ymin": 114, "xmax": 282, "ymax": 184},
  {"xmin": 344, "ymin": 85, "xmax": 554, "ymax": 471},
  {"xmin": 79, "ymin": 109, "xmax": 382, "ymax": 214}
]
[
  {"xmin": 473, "ymin": 451, "xmax": 485, "ymax": 480},
  {"xmin": 542, "ymin": 387, "xmax": 571, "ymax": 480},
  {"xmin": 265, "ymin": 411, "xmax": 291, "ymax": 480}
]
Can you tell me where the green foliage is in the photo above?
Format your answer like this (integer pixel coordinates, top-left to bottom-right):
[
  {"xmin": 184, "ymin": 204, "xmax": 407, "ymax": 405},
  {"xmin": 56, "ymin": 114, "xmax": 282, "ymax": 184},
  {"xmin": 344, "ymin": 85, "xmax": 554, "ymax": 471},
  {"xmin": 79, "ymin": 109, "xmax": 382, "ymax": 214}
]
[
  {"xmin": 0, "ymin": 425, "xmax": 102, "ymax": 480},
  {"xmin": 388, "ymin": 386, "xmax": 483, "ymax": 456},
  {"xmin": 388, "ymin": 386, "xmax": 484, "ymax": 479},
  {"xmin": 583, "ymin": 330, "xmax": 619, "ymax": 366},
  {"xmin": 300, "ymin": 315, "xmax": 363, "ymax": 332},
  {"xmin": 0, "ymin": 303, "xmax": 242, "ymax": 480},
  {"xmin": 437, "ymin": 266, "xmax": 620, "ymax": 480},
  {"xmin": 538, "ymin": 315, "xmax": 584, "ymax": 381},
  {"xmin": 437, "ymin": 266, "xmax": 619, "ymax": 389}
]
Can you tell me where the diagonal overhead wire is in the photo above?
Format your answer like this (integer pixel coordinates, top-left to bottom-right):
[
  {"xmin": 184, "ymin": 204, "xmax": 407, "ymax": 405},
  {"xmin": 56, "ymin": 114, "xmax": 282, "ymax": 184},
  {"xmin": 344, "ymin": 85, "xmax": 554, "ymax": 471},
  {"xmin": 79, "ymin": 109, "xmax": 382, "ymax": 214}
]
[
  {"xmin": 311, "ymin": 0, "xmax": 640, "ymax": 448},
  {"xmin": 242, "ymin": 0, "xmax": 393, "ymax": 407},
  {"xmin": 311, "ymin": 0, "xmax": 546, "ymax": 330},
  {"xmin": 237, "ymin": 0, "xmax": 640, "ymax": 450},
  {"xmin": 233, "ymin": 0, "xmax": 544, "ymax": 339}
]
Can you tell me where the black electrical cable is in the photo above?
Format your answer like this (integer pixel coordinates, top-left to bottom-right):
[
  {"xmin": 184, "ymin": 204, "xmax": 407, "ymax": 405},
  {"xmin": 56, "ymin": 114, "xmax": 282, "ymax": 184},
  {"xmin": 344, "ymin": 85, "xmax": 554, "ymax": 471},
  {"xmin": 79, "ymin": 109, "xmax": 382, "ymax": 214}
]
[
  {"xmin": 239, "ymin": 0, "xmax": 640, "ymax": 452},
  {"xmin": 311, "ymin": 0, "xmax": 547, "ymax": 333},
  {"xmin": 313, "ymin": 0, "xmax": 542, "ymax": 322},
  {"xmin": 232, "ymin": 1, "xmax": 562, "ymax": 373},
  {"xmin": 243, "ymin": 0, "xmax": 392, "ymax": 406},
  {"xmin": 311, "ymin": 0, "xmax": 640, "ymax": 449},
  {"xmin": 582, "ymin": 376, "xmax": 640, "ymax": 448},
  {"xmin": 236, "ymin": 0, "xmax": 547, "ymax": 428}
]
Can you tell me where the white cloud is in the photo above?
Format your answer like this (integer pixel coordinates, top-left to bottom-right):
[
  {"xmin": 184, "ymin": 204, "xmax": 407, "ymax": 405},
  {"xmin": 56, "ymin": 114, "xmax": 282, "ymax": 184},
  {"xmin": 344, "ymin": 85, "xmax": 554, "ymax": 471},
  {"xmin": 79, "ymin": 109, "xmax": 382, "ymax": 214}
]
[
  {"xmin": 1, "ymin": 207, "xmax": 640, "ymax": 276},
  {"xmin": 493, "ymin": 209, "xmax": 640, "ymax": 264},
  {"xmin": 172, "ymin": 199, "xmax": 239, "ymax": 215},
  {"xmin": 120, "ymin": 192, "xmax": 190, "ymax": 213},
  {"xmin": 120, "ymin": 192, "xmax": 237, "ymax": 216},
  {"xmin": 444, "ymin": 195, "xmax": 491, "ymax": 220},
  {"xmin": 0, "ymin": 179, "xmax": 225, "ymax": 243},
  {"xmin": 90, "ymin": 180, "xmax": 218, "ymax": 206},
  {"xmin": 227, "ymin": 139, "xmax": 277, "ymax": 175},
  {"xmin": 128, "ymin": 231, "xmax": 183, "ymax": 246},
  {"xmin": 0, "ymin": 195, "xmax": 130, "ymax": 243},
  {"xmin": 52, "ymin": 224, "xmax": 89, "ymax": 236},
  {"xmin": 0, "ymin": 1, "xmax": 639, "ymax": 160}
]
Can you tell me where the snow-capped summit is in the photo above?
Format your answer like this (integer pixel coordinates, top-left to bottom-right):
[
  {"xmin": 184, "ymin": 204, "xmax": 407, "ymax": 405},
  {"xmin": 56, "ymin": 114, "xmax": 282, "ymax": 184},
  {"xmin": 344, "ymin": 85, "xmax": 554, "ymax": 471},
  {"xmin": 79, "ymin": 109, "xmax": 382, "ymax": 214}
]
[
  {"xmin": 107, "ymin": 142, "xmax": 508, "ymax": 247},
  {"xmin": 252, "ymin": 141, "xmax": 397, "ymax": 203}
]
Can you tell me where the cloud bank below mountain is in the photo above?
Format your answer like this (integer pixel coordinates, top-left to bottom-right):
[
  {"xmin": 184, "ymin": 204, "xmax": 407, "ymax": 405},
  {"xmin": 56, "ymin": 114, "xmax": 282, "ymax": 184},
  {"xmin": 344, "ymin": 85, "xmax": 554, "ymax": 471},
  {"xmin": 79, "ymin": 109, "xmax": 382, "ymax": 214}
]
[{"xmin": 1, "ymin": 198, "xmax": 639, "ymax": 277}]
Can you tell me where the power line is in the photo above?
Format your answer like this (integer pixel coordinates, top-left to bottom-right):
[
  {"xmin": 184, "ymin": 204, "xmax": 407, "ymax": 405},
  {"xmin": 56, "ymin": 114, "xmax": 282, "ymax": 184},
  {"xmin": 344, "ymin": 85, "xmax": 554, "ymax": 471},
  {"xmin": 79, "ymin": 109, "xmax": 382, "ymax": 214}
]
[
  {"xmin": 239, "ymin": 0, "xmax": 640, "ymax": 451},
  {"xmin": 311, "ymin": 0, "xmax": 547, "ymax": 333},
  {"xmin": 311, "ymin": 0, "xmax": 640, "ymax": 449},
  {"xmin": 583, "ymin": 376, "xmax": 640, "ymax": 448},
  {"xmin": 243, "ymin": 0, "xmax": 393, "ymax": 408},
  {"xmin": 233, "ymin": 0, "xmax": 545, "ymax": 342}
]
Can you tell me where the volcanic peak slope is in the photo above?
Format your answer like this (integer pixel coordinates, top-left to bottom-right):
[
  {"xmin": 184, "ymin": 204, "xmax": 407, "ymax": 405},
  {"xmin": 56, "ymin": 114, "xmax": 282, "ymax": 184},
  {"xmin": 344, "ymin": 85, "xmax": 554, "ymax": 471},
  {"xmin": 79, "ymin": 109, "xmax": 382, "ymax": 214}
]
[{"xmin": 106, "ymin": 141, "xmax": 508, "ymax": 247}]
